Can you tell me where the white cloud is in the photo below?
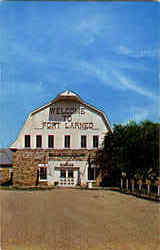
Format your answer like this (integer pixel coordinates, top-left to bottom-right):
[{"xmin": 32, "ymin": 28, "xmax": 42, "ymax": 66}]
[
  {"xmin": 121, "ymin": 89, "xmax": 158, "ymax": 125},
  {"xmin": 113, "ymin": 71, "xmax": 155, "ymax": 99},
  {"xmin": 0, "ymin": 80, "xmax": 45, "ymax": 104},
  {"xmin": 74, "ymin": 16, "xmax": 111, "ymax": 46},
  {"xmin": 10, "ymin": 42, "xmax": 47, "ymax": 65},
  {"xmin": 122, "ymin": 108, "xmax": 149, "ymax": 124},
  {"xmin": 116, "ymin": 45, "xmax": 160, "ymax": 58},
  {"xmin": 118, "ymin": 46, "xmax": 132, "ymax": 55},
  {"xmin": 68, "ymin": 57, "xmax": 156, "ymax": 100},
  {"xmin": 134, "ymin": 110, "xmax": 149, "ymax": 122}
]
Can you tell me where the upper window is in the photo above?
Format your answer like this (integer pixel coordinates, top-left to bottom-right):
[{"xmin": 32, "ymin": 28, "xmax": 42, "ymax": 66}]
[
  {"xmin": 93, "ymin": 135, "xmax": 99, "ymax": 148},
  {"xmin": 48, "ymin": 135, "xmax": 54, "ymax": 148},
  {"xmin": 36, "ymin": 135, "xmax": 42, "ymax": 148},
  {"xmin": 24, "ymin": 135, "xmax": 30, "ymax": 148},
  {"xmin": 64, "ymin": 135, "xmax": 70, "ymax": 148},
  {"xmin": 81, "ymin": 135, "xmax": 87, "ymax": 148}
]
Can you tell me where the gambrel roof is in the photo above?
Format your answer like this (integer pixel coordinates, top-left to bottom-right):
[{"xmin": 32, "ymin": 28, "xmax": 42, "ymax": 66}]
[{"xmin": 29, "ymin": 90, "xmax": 113, "ymax": 132}]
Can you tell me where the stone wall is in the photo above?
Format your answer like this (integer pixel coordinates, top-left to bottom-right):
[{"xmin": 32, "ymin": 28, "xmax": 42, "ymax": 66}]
[
  {"xmin": 13, "ymin": 149, "xmax": 48, "ymax": 187},
  {"xmin": 0, "ymin": 167, "xmax": 12, "ymax": 185},
  {"xmin": 12, "ymin": 149, "xmax": 99, "ymax": 187}
]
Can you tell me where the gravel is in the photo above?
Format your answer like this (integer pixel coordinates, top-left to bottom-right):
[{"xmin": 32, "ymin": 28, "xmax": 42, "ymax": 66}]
[{"xmin": 0, "ymin": 189, "xmax": 159, "ymax": 250}]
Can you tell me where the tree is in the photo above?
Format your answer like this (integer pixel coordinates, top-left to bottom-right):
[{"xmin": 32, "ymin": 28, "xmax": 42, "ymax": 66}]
[{"xmin": 100, "ymin": 120, "xmax": 159, "ymax": 186}]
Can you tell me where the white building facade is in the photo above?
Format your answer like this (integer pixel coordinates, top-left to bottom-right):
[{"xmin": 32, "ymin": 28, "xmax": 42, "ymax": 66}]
[{"xmin": 11, "ymin": 91, "xmax": 112, "ymax": 187}]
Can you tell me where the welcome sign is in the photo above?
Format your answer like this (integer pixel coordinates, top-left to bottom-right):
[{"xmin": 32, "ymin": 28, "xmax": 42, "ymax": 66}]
[{"xmin": 35, "ymin": 103, "xmax": 98, "ymax": 130}]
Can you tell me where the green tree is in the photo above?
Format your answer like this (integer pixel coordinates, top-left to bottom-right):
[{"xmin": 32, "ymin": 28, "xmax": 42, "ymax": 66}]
[{"xmin": 100, "ymin": 120, "xmax": 159, "ymax": 186}]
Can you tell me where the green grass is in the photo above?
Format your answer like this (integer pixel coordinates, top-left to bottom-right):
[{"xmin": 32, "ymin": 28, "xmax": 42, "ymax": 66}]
[
  {"xmin": 0, "ymin": 185, "xmax": 13, "ymax": 190},
  {"xmin": 0, "ymin": 185, "xmax": 55, "ymax": 191}
]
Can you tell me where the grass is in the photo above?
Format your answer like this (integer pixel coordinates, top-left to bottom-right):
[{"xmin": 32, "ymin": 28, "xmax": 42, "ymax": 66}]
[
  {"xmin": 0, "ymin": 185, "xmax": 13, "ymax": 190},
  {"xmin": 0, "ymin": 185, "xmax": 55, "ymax": 191}
]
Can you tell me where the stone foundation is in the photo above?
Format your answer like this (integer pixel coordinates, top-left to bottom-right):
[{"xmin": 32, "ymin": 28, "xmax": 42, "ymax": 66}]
[
  {"xmin": 12, "ymin": 149, "xmax": 99, "ymax": 187},
  {"xmin": 0, "ymin": 167, "xmax": 12, "ymax": 185}
]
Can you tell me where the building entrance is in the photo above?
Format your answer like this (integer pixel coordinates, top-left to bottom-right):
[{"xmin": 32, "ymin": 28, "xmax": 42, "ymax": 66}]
[
  {"xmin": 48, "ymin": 160, "xmax": 87, "ymax": 187},
  {"xmin": 59, "ymin": 168, "xmax": 78, "ymax": 186}
]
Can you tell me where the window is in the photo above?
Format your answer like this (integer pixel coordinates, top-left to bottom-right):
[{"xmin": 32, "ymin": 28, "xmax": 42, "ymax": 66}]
[
  {"xmin": 48, "ymin": 135, "xmax": 54, "ymax": 148},
  {"xmin": 60, "ymin": 169, "xmax": 66, "ymax": 178},
  {"xmin": 81, "ymin": 135, "xmax": 87, "ymax": 148},
  {"xmin": 65, "ymin": 135, "xmax": 70, "ymax": 148},
  {"xmin": 88, "ymin": 167, "xmax": 96, "ymax": 180},
  {"xmin": 36, "ymin": 135, "xmax": 42, "ymax": 148},
  {"xmin": 68, "ymin": 168, "xmax": 73, "ymax": 178},
  {"xmin": 25, "ymin": 135, "xmax": 30, "ymax": 148},
  {"xmin": 93, "ymin": 135, "xmax": 99, "ymax": 148},
  {"xmin": 39, "ymin": 167, "xmax": 47, "ymax": 180}
]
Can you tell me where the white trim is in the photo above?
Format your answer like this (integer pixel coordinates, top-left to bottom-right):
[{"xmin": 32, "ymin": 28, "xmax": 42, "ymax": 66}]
[
  {"xmin": 87, "ymin": 180, "xmax": 96, "ymax": 183},
  {"xmin": 39, "ymin": 166, "xmax": 48, "ymax": 182},
  {"xmin": 38, "ymin": 164, "xmax": 48, "ymax": 167}
]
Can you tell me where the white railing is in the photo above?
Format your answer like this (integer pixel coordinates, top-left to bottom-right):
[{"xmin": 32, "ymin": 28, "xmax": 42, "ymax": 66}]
[{"xmin": 59, "ymin": 177, "xmax": 75, "ymax": 186}]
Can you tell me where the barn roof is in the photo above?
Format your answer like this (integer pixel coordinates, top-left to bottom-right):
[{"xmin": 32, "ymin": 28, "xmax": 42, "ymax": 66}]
[{"xmin": 30, "ymin": 90, "xmax": 113, "ymax": 132}]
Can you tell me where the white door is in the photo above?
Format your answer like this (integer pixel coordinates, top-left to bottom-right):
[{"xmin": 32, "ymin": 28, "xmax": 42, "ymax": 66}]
[{"xmin": 59, "ymin": 168, "xmax": 77, "ymax": 186}]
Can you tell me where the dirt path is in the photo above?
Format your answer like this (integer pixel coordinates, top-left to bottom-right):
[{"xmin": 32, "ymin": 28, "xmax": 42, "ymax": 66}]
[{"xmin": 0, "ymin": 189, "xmax": 159, "ymax": 250}]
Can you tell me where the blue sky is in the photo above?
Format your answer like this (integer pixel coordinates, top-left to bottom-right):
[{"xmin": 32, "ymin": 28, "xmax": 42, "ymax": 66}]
[{"xmin": 0, "ymin": 2, "xmax": 159, "ymax": 148}]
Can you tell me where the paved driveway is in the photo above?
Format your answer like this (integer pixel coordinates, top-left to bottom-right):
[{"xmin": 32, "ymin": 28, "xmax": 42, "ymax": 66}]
[{"xmin": 0, "ymin": 189, "xmax": 159, "ymax": 250}]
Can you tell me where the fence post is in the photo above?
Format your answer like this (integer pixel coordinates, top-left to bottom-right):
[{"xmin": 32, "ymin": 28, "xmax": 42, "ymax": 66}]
[
  {"xmin": 131, "ymin": 179, "xmax": 134, "ymax": 192},
  {"xmin": 121, "ymin": 178, "xmax": 123, "ymax": 190},
  {"xmin": 139, "ymin": 183, "xmax": 142, "ymax": 191},
  {"xmin": 156, "ymin": 179, "xmax": 160, "ymax": 196},
  {"xmin": 146, "ymin": 180, "xmax": 151, "ymax": 195},
  {"xmin": 137, "ymin": 179, "xmax": 142, "ymax": 192},
  {"xmin": 158, "ymin": 185, "xmax": 160, "ymax": 196},
  {"xmin": 121, "ymin": 172, "xmax": 126, "ymax": 192},
  {"xmin": 126, "ymin": 179, "xmax": 128, "ymax": 191}
]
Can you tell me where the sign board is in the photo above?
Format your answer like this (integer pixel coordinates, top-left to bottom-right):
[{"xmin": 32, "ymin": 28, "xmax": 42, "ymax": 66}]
[{"xmin": 34, "ymin": 103, "xmax": 98, "ymax": 131}]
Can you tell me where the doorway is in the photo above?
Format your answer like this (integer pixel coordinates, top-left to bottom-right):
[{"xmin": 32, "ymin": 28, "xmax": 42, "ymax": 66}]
[{"xmin": 59, "ymin": 168, "xmax": 77, "ymax": 186}]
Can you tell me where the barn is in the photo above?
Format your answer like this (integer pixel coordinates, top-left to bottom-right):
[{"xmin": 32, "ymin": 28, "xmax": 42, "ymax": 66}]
[
  {"xmin": 10, "ymin": 90, "xmax": 112, "ymax": 187},
  {"xmin": 0, "ymin": 149, "xmax": 13, "ymax": 185}
]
